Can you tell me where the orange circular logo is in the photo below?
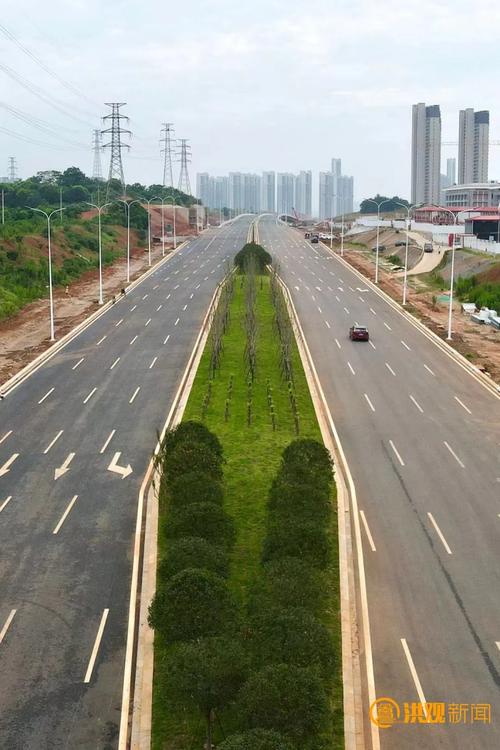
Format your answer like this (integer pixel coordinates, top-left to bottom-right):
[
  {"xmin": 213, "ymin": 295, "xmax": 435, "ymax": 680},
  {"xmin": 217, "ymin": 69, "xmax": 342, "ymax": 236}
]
[{"xmin": 369, "ymin": 697, "xmax": 401, "ymax": 728}]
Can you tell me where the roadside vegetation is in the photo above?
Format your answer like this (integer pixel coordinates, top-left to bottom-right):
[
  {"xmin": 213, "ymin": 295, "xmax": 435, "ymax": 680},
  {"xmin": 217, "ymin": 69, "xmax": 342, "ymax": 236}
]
[
  {"xmin": 456, "ymin": 274, "xmax": 500, "ymax": 311},
  {"xmin": 150, "ymin": 243, "xmax": 343, "ymax": 749}
]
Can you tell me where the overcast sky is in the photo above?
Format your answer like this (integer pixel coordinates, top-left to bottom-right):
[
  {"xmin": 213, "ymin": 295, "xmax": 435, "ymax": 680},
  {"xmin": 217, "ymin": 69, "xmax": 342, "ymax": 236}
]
[{"xmin": 1, "ymin": 0, "xmax": 500, "ymax": 204}]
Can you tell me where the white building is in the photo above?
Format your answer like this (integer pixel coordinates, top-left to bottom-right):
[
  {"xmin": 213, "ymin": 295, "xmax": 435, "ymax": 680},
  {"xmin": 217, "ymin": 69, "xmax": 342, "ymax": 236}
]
[
  {"xmin": 458, "ymin": 108, "xmax": 489, "ymax": 184},
  {"xmin": 411, "ymin": 102, "xmax": 441, "ymax": 205},
  {"xmin": 261, "ymin": 171, "xmax": 276, "ymax": 212},
  {"xmin": 319, "ymin": 171, "xmax": 334, "ymax": 220},
  {"xmin": 443, "ymin": 182, "xmax": 500, "ymax": 208},
  {"xmin": 229, "ymin": 172, "xmax": 245, "ymax": 211},
  {"xmin": 336, "ymin": 174, "xmax": 354, "ymax": 215},
  {"xmin": 295, "ymin": 170, "xmax": 312, "ymax": 217},
  {"xmin": 331, "ymin": 158, "xmax": 342, "ymax": 177},
  {"xmin": 277, "ymin": 173, "xmax": 295, "ymax": 215},
  {"xmin": 196, "ymin": 172, "xmax": 212, "ymax": 207},
  {"xmin": 446, "ymin": 157, "xmax": 456, "ymax": 186},
  {"xmin": 243, "ymin": 173, "xmax": 261, "ymax": 213}
]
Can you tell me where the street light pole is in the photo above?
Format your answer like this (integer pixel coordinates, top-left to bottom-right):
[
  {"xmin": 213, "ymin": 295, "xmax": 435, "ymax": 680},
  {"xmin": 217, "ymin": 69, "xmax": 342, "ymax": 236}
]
[
  {"xmin": 340, "ymin": 213, "xmax": 345, "ymax": 256},
  {"xmin": 330, "ymin": 193, "xmax": 337, "ymax": 250},
  {"xmin": 164, "ymin": 195, "xmax": 177, "ymax": 249},
  {"xmin": 86, "ymin": 201, "xmax": 114, "ymax": 304},
  {"xmin": 395, "ymin": 203, "xmax": 414, "ymax": 306},
  {"xmin": 430, "ymin": 207, "xmax": 460, "ymax": 340},
  {"xmin": 143, "ymin": 196, "xmax": 161, "ymax": 267},
  {"xmin": 118, "ymin": 199, "xmax": 142, "ymax": 284},
  {"xmin": 27, "ymin": 206, "xmax": 65, "ymax": 340},
  {"xmin": 365, "ymin": 198, "xmax": 392, "ymax": 283}
]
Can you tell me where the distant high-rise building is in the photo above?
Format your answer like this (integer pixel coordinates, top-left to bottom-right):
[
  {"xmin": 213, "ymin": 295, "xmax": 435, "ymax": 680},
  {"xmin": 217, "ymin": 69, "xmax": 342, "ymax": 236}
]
[
  {"xmin": 295, "ymin": 171, "xmax": 312, "ymax": 217},
  {"xmin": 242, "ymin": 173, "xmax": 261, "ymax": 213},
  {"xmin": 261, "ymin": 171, "xmax": 276, "ymax": 212},
  {"xmin": 331, "ymin": 158, "xmax": 342, "ymax": 177},
  {"xmin": 196, "ymin": 172, "xmax": 211, "ymax": 207},
  {"xmin": 229, "ymin": 172, "xmax": 245, "ymax": 211},
  {"xmin": 336, "ymin": 175, "xmax": 354, "ymax": 215},
  {"xmin": 458, "ymin": 108, "xmax": 489, "ymax": 184},
  {"xmin": 319, "ymin": 171, "xmax": 334, "ymax": 220},
  {"xmin": 277, "ymin": 173, "xmax": 295, "ymax": 215},
  {"xmin": 446, "ymin": 157, "xmax": 456, "ymax": 186},
  {"xmin": 411, "ymin": 102, "xmax": 441, "ymax": 205},
  {"xmin": 215, "ymin": 176, "xmax": 229, "ymax": 209}
]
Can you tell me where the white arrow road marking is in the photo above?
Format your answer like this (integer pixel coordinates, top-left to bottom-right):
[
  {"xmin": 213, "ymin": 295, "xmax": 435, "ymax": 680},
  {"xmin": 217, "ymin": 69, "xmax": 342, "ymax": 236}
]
[
  {"xmin": 0, "ymin": 454, "xmax": 19, "ymax": 477},
  {"xmin": 0, "ymin": 610, "xmax": 16, "ymax": 644},
  {"xmin": 54, "ymin": 452, "xmax": 75, "ymax": 480},
  {"xmin": 84, "ymin": 609, "xmax": 110, "ymax": 683},
  {"xmin": 107, "ymin": 452, "xmax": 133, "ymax": 479},
  {"xmin": 53, "ymin": 495, "xmax": 78, "ymax": 535}
]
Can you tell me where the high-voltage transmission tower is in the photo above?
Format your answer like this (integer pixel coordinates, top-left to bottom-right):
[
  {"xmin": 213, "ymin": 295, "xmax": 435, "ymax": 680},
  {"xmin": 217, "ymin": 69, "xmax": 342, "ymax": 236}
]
[
  {"xmin": 160, "ymin": 123, "xmax": 175, "ymax": 188},
  {"xmin": 92, "ymin": 129, "xmax": 103, "ymax": 181},
  {"xmin": 8, "ymin": 157, "xmax": 18, "ymax": 183},
  {"xmin": 177, "ymin": 138, "xmax": 192, "ymax": 195},
  {"xmin": 101, "ymin": 103, "xmax": 131, "ymax": 197}
]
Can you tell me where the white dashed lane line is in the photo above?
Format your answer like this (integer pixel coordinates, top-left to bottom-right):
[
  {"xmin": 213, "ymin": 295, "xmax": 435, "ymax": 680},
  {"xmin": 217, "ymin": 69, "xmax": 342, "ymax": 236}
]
[
  {"xmin": 427, "ymin": 512, "xmax": 452, "ymax": 554},
  {"xmin": 110, "ymin": 357, "xmax": 120, "ymax": 370},
  {"xmin": 444, "ymin": 441, "xmax": 465, "ymax": 468},
  {"xmin": 347, "ymin": 362, "xmax": 355, "ymax": 375},
  {"xmin": 129, "ymin": 335, "xmax": 138, "ymax": 345},
  {"xmin": 72, "ymin": 358, "xmax": 85, "ymax": 371},
  {"xmin": 389, "ymin": 439, "xmax": 405, "ymax": 466},
  {"xmin": 385, "ymin": 363, "xmax": 396, "ymax": 376},
  {"xmin": 335, "ymin": 339, "xmax": 341, "ymax": 349},
  {"xmin": 38, "ymin": 388, "xmax": 55, "ymax": 405},
  {"xmin": 383, "ymin": 322, "xmax": 392, "ymax": 331},
  {"xmin": 454, "ymin": 396, "xmax": 472, "ymax": 414},
  {"xmin": 424, "ymin": 364, "xmax": 435, "ymax": 376},
  {"xmin": 401, "ymin": 340, "xmax": 411, "ymax": 351},
  {"xmin": 364, "ymin": 393, "xmax": 376, "ymax": 412},
  {"xmin": 409, "ymin": 395, "xmax": 424, "ymax": 413}
]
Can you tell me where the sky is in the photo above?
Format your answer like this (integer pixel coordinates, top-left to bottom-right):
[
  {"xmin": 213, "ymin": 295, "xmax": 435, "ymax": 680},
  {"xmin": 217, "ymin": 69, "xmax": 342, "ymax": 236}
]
[{"xmin": 1, "ymin": 0, "xmax": 500, "ymax": 206}]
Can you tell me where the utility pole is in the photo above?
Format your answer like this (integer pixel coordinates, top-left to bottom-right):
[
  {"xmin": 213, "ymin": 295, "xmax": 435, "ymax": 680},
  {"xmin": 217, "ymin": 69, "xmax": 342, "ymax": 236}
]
[
  {"xmin": 1, "ymin": 189, "xmax": 4, "ymax": 225},
  {"xmin": 92, "ymin": 129, "xmax": 103, "ymax": 181},
  {"xmin": 102, "ymin": 103, "xmax": 131, "ymax": 199},
  {"xmin": 160, "ymin": 123, "xmax": 175, "ymax": 187},
  {"xmin": 177, "ymin": 138, "xmax": 192, "ymax": 195},
  {"xmin": 7, "ymin": 157, "xmax": 17, "ymax": 183},
  {"xmin": 59, "ymin": 187, "xmax": 63, "ymax": 224}
]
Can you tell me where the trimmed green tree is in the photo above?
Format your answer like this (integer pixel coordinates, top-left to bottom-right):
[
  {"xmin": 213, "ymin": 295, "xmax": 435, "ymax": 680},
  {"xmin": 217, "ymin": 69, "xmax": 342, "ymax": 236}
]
[
  {"xmin": 268, "ymin": 480, "xmax": 331, "ymax": 525},
  {"xmin": 262, "ymin": 520, "xmax": 331, "ymax": 569},
  {"xmin": 169, "ymin": 470, "xmax": 224, "ymax": 508},
  {"xmin": 257, "ymin": 557, "xmax": 326, "ymax": 613},
  {"xmin": 234, "ymin": 242, "xmax": 272, "ymax": 273},
  {"xmin": 238, "ymin": 664, "xmax": 329, "ymax": 742},
  {"xmin": 148, "ymin": 568, "xmax": 237, "ymax": 642},
  {"xmin": 158, "ymin": 537, "xmax": 229, "ymax": 580},
  {"xmin": 160, "ymin": 420, "xmax": 223, "ymax": 459},
  {"xmin": 163, "ymin": 441, "xmax": 223, "ymax": 482},
  {"xmin": 164, "ymin": 502, "xmax": 236, "ymax": 550},
  {"xmin": 279, "ymin": 439, "xmax": 333, "ymax": 488},
  {"xmin": 218, "ymin": 728, "xmax": 295, "ymax": 750}
]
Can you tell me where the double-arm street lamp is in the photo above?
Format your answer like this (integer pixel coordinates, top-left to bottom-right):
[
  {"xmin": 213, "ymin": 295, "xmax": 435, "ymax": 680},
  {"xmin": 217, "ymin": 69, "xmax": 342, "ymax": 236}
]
[
  {"xmin": 435, "ymin": 207, "xmax": 460, "ymax": 340},
  {"xmin": 143, "ymin": 196, "xmax": 161, "ymax": 267},
  {"xmin": 27, "ymin": 206, "xmax": 65, "ymax": 341},
  {"xmin": 364, "ymin": 198, "xmax": 392, "ymax": 283},
  {"xmin": 118, "ymin": 198, "xmax": 143, "ymax": 284},
  {"xmin": 85, "ymin": 201, "xmax": 114, "ymax": 305},
  {"xmin": 163, "ymin": 195, "xmax": 177, "ymax": 249},
  {"xmin": 394, "ymin": 202, "xmax": 415, "ymax": 306}
]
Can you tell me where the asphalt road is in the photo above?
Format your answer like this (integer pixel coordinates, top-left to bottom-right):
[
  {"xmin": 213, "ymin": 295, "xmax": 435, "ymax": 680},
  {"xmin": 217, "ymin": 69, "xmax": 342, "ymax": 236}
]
[
  {"xmin": 259, "ymin": 216, "xmax": 500, "ymax": 750},
  {"xmin": 0, "ymin": 216, "xmax": 252, "ymax": 749}
]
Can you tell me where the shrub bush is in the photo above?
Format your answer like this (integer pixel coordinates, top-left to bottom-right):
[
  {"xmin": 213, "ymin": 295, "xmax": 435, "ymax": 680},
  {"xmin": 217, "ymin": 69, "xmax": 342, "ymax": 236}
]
[
  {"xmin": 234, "ymin": 242, "xmax": 272, "ymax": 273},
  {"xmin": 218, "ymin": 728, "xmax": 296, "ymax": 750},
  {"xmin": 268, "ymin": 479, "xmax": 331, "ymax": 525},
  {"xmin": 161, "ymin": 420, "xmax": 223, "ymax": 459},
  {"xmin": 158, "ymin": 537, "xmax": 229, "ymax": 580},
  {"xmin": 164, "ymin": 502, "xmax": 236, "ymax": 550},
  {"xmin": 254, "ymin": 557, "xmax": 326, "ymax": 613},
  {"xmin": 279, "ymin": 439, "xmax": 333, "ymax": 488},
  {"xmin": 148, "ymin": 568, "xmax": 237, "ymax": 642},
  {"xmin": 262, "ymin": 520, "xmax": 330, "ymax": 569},
  {"xmin": 169, "ymin": 470, "xmax": 224, "ymax": 508},
  {"xmin": 163, "ymin": 441, "xmax": 223, "ymax": 482}
]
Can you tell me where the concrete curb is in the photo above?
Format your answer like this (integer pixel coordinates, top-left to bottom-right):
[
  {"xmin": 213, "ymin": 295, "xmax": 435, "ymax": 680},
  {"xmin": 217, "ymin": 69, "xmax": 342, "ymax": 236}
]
[
  {"xmin": 276, "ymin": 273, "xmax": 377, "ymax": 750},
  {"xmin": 118, "ymin": 275, "xmax": 228, "ymax": 750},
  {"xmin": 1, "ymin": 242, "xmax": 188, "ymax": 396}
]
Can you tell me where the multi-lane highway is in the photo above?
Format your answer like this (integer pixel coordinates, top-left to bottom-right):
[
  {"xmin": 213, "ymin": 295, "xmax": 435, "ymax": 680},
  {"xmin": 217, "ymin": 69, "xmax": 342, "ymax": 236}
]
[
  {"xmin": 0, "ymin": 216, "xmax": 252, "ymax": 749},
  {"xmin": 259, "ymin": 216, "xmax": 500, "ymax": 749}
]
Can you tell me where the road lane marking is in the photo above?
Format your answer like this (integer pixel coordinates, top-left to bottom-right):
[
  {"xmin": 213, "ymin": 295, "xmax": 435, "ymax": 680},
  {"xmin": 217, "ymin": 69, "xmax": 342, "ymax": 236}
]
[
  {"xmin": 149, "ymin": 356, "xmax": 158, "ymax": 369},
  {"xmin": 383, "ymin": 322, "xmax": 392, "ymax": 331},
  {"xmin": 110, "ymin": 357, "xmax": 120, "ymax": 370},
  {"xmin": 401, "ymin": 639, "xmax": 428, "ymax": 717},
  {"xmin": 97, "ymin": 335, "xmax": 107, "ymax": 345},
  {"xmin": 84, "ymin": 609, "xmax": 110, "ymax": 683},
  {"xmin": 385, "ymin": 363, "xmax": 396, "ymax": 376},
  {"xmin": 368, "ymin": 339, "xmax": 376, "ymax": 350},
  {"xmin": 129, "ymin": 387, "xmax": 140, "ymax": 404},
  {"xmin": 370, "ymin": 307, "xmax": 377, "ymax": 315},
  {"xmin": 346, "ymin": 361, "xmax": 355, "ymax": 375},
  {"xmin": 38, "ymin": 387, "xmax": 54, "ymax": 404},
  {"xmin": 163, "ymin": 335, "xmax": 170, "ymax": 345},
  {"xmin": 175, "ymin": 318, "xmax": 180, "ymax": 326},
  {"xmin": 156, "ymin": 304, "xmax": 162, "ymax": 311},
  {"xmin": 335, "ymin": 295, "xmax": 340, "ymax": 302},
  {"xmin": 195, "ymin": 284, "xmax": 201, "ymax": 290},
  {"xmin": 359, "ymin": 296, "xmax": 365, "ymax": 302},
  {"xmin": 424, "ymin": 364, "xmax": 435, "ymax": 376},
  {"xmin": 343, "ymin": 307, "xmax": 350, "ymax": 314},
  {"xmin": 115, "ymin": 318, "xmax": 123, "ymax": 327},
  {"xmin": 454, "ymin": 396, "xmax": 472, "ymax": 414},
  {"xmin": 360, "ymin": 510, "xmax": 377, "ymax": 551},
  {"xmin": 389, "ymin": 440, "xmax": 405, "ymax": 466},
  {"xmin": 335, "ymin": 338, "xmax": 341, "ymax": 349},
  {"xmin": 349, "ymin": 286, "xmax": 355, "ymax": 292},
  {"xmin": 145, "ymin": 318, "xmax": 151, "ymax": 327},
  {"xmin": 165, "ymin": 293, "xmax": 171, "ymax": 300},
  {"xmin": 142, "ymin": 294, "xmax": 148, "ymax": 300},
  {"xmin": 427, "ymin": 512, "xmax": 452, "ymax": 554},
  {"xmin": 129, "ymin": 335, "xmax": 138, "ymax": 345},
  {"xmin": 0, "ymin": 496, "xmax": 12, "ymax": 513},
  {"xmin": 72, "ymin": 358, "xmax": 85, "ymax": 371},
  {"xmin": 130, "ymin": 305, "xmax": 137, "ymax": 312},
  {"xmin": 0, "ymin": 431, "xmax": 12, "ymax": 445},
  {"xmin": 401, "ymin": 340, "xmax": 411, "ymax": 350},
  {"xmin": 43, "ymin": 430, "xmax": 64, "ymax": 454},
  {"xmin": 409, "ymin": 395, "xmax": 424, "ymax": 413},
  {"xmin": 338, "ymin": 286, "xmax": 344, "ymax": 292},
  {"xmin": 364, "ymin": 393, "xmax": 375, "ymax": 412},
  {"xmin": 153, "ymin": 284, "xmax": 159, "ymax": 290},
  {"xmin": 0, "ymin": 454, "xmax": 19, "ymax": 477},
  {"xmin": 53, "ymin": 495, "xmax": 78, "ymax": 535},
  {"xmin": 183, "ymin": 304, "xmax": 188, "ymax": 311},
  {"xmin": 54, "ymin": 452, "xmax": 75, "ymax": 480},
  {"xmin": 324, "ymin": 320, "xmax": 331, "ymax": 329},
  {"xmin": 444, "ymin": 441, "xmax": 465, "ymax": 468},
  {"xmin": 100, "ymin": 430, "xmax": 116, "ymax": 454},
  {"xmin": 0, "ymin": 610, "xmax": 16, "ymax": 644},
  {"xmin": 83, "ymin": 387, "xmax": 97, "ymax": 404},
  {"xmin": 496, "ymin": 642, "xmax": 500, "ymax": 651}
]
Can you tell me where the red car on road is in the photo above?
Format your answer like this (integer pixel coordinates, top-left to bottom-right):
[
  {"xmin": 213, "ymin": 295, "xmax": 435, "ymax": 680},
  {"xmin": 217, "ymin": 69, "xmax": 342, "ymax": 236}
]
[{"xmin": 349, "ymin": 325, "xmax": 369, "ymax": 341}]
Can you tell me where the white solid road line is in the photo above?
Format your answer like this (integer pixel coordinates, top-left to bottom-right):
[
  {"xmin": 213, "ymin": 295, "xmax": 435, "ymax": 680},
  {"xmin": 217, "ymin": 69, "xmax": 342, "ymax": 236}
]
[
  {"xmin": 427, "ymin": 512, "xmax": 452, "ymax": 554},
  {"xmin": 0, "ymin": 496, "xmax": 12, "ymax": 513},
  {"xmin": 454, "ymin": 396, "xmax": 472, "ymax": 414},
  {"xmin": 84, "ymin": 609, "xmax": 110, "ymax": 683},
  {"xmin": 364, "ymin": 393, "xmax": 375, "ymax": 412},
  {"xmin": 53, "ymin": 495, "xmax": 78, "ymax": 535},
  {"xmin": 100, "ymin": 430, "xmax": 116, "ymax": 454},
  {"xmin": 97, "ymin": 335, "xmax": 107, "ymax": 345},
  {"xmin": 409, "ymin": 394, "xmax": 424, "ymax": 413},
  {"xmin": 401, "ymin": 639, "xmax": 428, "ymax": 718},
  {"xmin": 360, "ymin": 510, "xmax": 377, "ymax": 551},
  {"xmin": 369, "ymin": 340, "xmax": 376, "ymax": 350},
  {"xmin": 401, "ymin": 340, "xmax": 411, "ymax": 351},
  {"xmin": 335, "ymin": 338, "xmax": 341, "ymax": 349},
  {"xmin": 129, "ymin": 387, "xmax": 140, "ymax": 404},
  {"xmin": 383, "ymin": 322, "xmax": 392, "ymax": 331},
  {"xmin": 389, "ymin": 440, "xmax": 405, "ymax": 466},
  {"xmin": 347, "ymin": 362, "xmax": 356, "ymax": 375},
  {"xmin": 0, "ymin": 454, "xmax": 19, "ymax": 477},
  {"xmin": 325, "ymin": 320, "xmax": 331, "ymax": 329},
  {"xmin": 110, "ymin": 357, "xmax": 120, "ymax": 370},
  {"xmin": 163, "ymin": 334, "xmax": 170, "ymax": 345},
  {"xmin": 38, "ymin": 387, "xmax": 55, "ymax": 404},
  {"xmin": 145, "ymin": 318, "xmax": 151, "ymax": 327},
  {"xmin": 72, "ymin": 358, "xmax": 85, "ymax": 371},
  {"xmin": 0, "ymin": 430, "xmax": 12, "ymax": 445},
  {"xmin": 444, "ymin": 440, "xmax": 465, "ymax": 468},
  {"xmin": 43, "ymin": 430, "xmax": 64, "ymax": 454},
  {"xmin": 115, "ymin": 318, "xmax": 123, "ymax": 327},
  {"xmin": 424, "ymin": 364, "xmax": 435, "ymax": 376},
  {"xmin": 149, "ymin": 356, "xmax": 158, "ymax": 369},
  {"xmin": 385, "ymin": 363, "xmax": 396, "ymax": 376},
  {"xmin": 129, "ymin": 335, "xmax": 138, "ymax": 345},
  {"xmin": 0, "ymin": 609, "xmax": 16, "ymax": 644},
  {"xmin": 83, "ymin": 387, "xmax": 97, "ymax": 404}
]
